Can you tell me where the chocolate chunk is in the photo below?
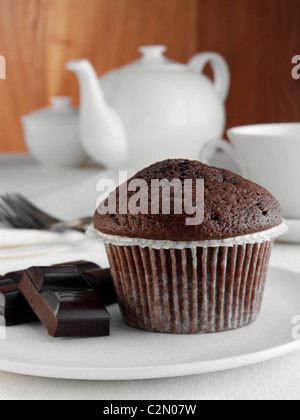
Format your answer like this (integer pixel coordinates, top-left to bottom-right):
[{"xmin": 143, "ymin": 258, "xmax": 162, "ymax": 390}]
[
  {"xmin": 19, "ymin": 267, "xmax": 110, "ymax": 337},
  {"xmin": 28, "ymin": 266, "xmax": 90, "ymax": 292},
  {"xmin": 0, "ymin": 272, "xmax": 37, "ymax": 326},
  {"xmin": 56, "ymin": 260, "xmax": 100, "ymax": 273},
  {"xmin": 55, "ymin": 261, "xmax": 118, "ymax": 305},
  {"xmin": 83, "ymin": 269, "xmax": 118, "ymax": 305},
  {"xmin": 0, "ymin": 261, "xmax": 116, "ymax": 327}
]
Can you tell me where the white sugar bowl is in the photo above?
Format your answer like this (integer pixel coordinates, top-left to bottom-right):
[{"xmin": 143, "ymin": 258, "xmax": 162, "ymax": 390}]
[{"xmin": 21, "ymin": 97, "xmax": 87, "ymax": 167}]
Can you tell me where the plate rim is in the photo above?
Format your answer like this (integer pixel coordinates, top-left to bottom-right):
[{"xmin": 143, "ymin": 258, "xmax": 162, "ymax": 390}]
[{"xmin": 0, "ymin": 339, "xmax": 300, "ymax": 381}]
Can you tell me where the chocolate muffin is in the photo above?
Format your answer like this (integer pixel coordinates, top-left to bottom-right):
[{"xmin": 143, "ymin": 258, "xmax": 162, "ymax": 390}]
[
  {"xmin": 94, "ymin": 159, "xmax": 282, "ymax": 241},
  {"xmin": 92, "ymin": 159, "xmax": 286, "ymax": 334}
]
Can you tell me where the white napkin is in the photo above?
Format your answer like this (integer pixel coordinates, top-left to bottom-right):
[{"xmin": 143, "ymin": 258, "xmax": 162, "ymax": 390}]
[
  {"xmin": 30, "ymin": 169, "xmax": 125, "ymax": 220},
  {"xmin": 0, "ymin": 226, "xmax": 109, "ymax": 275},
  {"xmin": 0, "ymin": 169, "xmax": 119, "ymax": 274}
]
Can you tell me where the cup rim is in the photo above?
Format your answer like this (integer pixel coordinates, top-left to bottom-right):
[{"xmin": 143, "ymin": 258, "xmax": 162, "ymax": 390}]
[{"xmin": 227, "ymin": 122, "xmax": 300, "ymax": 139}]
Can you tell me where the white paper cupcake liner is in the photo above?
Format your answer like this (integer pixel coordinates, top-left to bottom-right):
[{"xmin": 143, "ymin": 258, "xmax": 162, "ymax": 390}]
[
  {"xmin": 88, "ymin": 222, "xmax": 287, "ymax": 334},
  {"xmin": 86, "ymin": 221, "xmax": 287, "ymax": 249}
]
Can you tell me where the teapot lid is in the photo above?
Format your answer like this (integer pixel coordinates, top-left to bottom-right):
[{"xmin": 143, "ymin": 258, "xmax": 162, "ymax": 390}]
[
  {"xmin": 128, "ymin": 46, "xmax": 186, "ymax": 71},
  {"xmin": 22, "ymin": 97, "xmax": 78, "ymax": 124}
]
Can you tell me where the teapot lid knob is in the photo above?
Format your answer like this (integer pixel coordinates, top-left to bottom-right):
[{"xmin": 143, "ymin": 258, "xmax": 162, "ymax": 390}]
[
  {"xmin": 138, "ymin": 45, "xmax": 167, "ymax": 62},
  {"xmin": 131, "ymin": 45, "xmax": 185, "ymax": 70}
]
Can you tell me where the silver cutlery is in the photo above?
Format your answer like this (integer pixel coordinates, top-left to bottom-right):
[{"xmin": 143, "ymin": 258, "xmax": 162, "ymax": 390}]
[{"xmin": 0, "ymin": 193, "xmax": 92, "ymax": 233}]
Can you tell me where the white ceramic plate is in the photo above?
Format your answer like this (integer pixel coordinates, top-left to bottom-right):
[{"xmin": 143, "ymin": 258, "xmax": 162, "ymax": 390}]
[
  {"xmin": 278, "ymin": 219, "xmax": 300, "ymax": 244},
  {"xmin": 0, "ymin": 266, "xmax": 300, "ymax": 381}
]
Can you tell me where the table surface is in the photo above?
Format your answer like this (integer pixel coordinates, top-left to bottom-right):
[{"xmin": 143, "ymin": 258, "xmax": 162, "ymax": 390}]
[{"xmin": 0, "ymin": 154, "xmax": 300, "ymax": 400}]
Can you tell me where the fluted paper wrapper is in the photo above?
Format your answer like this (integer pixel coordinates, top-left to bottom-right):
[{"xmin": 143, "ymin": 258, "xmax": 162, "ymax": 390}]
[{"xmin": 88, "ymin": 223, "xmax": 287, "ymax": 334}]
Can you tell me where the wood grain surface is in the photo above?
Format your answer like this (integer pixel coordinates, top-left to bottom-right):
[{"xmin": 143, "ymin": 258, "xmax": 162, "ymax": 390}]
[{"xmin": 0, "ymin": 0, "xmax": 299, "ymax": 152}]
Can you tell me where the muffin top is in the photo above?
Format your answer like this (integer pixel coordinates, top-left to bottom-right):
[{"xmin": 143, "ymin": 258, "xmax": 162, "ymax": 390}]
[{"xmin": 94, "ymin": 159, "xmax": 283, "ymax": 241}]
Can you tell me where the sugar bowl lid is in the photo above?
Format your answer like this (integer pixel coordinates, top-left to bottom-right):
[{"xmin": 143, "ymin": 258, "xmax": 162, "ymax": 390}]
[{"xmin": 22, "ymin": 97, "xmax": 78, "ymax": 124}]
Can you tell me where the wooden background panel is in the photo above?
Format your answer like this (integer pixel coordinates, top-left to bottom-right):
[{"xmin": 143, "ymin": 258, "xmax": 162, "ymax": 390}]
[
  {"xmin": 0, "ymin": 0, "xmax": 47, "ymax": 152},
  {"xmin": 0, "ymin": 0, "xmax": 299, "ymax": 152},
  {"xmin": 45, "ymin": 0, "xmax": 199, "ymax": 104},
  {"xmin": 197, "ymin": 0, "xmax": 300, "ymax": 129}
]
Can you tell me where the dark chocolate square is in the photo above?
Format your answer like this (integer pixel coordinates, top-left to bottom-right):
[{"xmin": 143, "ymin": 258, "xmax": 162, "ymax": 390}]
[
  {"xmin": 0, "ymin": 273, "xmax": 37, "ymax": 325},
  {"xmin": 19, "ymin": 267, "xmax": 111, "ymax": 337}
]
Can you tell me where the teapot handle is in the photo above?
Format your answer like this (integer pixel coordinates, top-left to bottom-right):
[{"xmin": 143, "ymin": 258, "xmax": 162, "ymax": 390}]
[{"xmin": 188, "ymin": 52, "xmax": 230, "ymax": 102}]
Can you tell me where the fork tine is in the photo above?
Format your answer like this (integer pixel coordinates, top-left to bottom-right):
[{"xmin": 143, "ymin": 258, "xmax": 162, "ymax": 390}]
[
  {"xmin": 0, "ymin": 202, "xmax": 25, "ymax": 228},
  {"xmin": 1, "ymin": 195, "xmax": 45, "ymax": 229},
  {"xmin": 0, "ymin": 204, "xmax": 14, "ymax": 227},
  {"xmin": 7, "ymin": 193, "xmax": 61, "ymax": 225},
  {"xmin": 3, "ymin": 200, "xmax": 43, "ymax": 229}
]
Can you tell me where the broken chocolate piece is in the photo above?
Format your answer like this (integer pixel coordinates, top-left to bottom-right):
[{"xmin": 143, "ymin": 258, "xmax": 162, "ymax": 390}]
[
  {"xmin": 27, "ymin": 266, "xmax": 90, "ymax": 292},
  {"xmin": 19, "ymin": 267, "xmax": 110, "ymax": 337},
  {"xmin": 0, "ymin": 272, "xmax": 37, "ymax": 326},
  {"xmin": 0, "ymin": 261, "xmax": 116, "ymax": 327},
  {"xmin": 56, "ymin": 260, "xmax": 100, "ymax": 273},
  {"xmin": 56, "ymin": 261, "xmax": 118, "ymax": 305},
  {"xmin": 83, "ymin": 269, "xmax": 117, "ymax": 305}
]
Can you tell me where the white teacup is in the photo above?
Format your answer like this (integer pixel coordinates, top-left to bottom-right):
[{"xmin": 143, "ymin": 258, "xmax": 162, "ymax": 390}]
[{"xmin": 200, "ymin": 123, "xmax": 300, "ymax": 219}]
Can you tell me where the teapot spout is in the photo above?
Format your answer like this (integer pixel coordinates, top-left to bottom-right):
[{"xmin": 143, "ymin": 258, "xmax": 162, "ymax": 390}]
[{"xmin": 66, "ymin": 59, "xmax": 127, "ymax": 167}]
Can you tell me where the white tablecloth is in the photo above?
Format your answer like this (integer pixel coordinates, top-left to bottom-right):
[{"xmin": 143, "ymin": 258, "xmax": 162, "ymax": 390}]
[{"xmin": 0, "ymin": 154, "xmax": 299, "ymax": 400}]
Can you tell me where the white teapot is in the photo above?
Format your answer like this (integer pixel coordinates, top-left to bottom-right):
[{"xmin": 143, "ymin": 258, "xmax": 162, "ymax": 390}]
[{"xmin": 67, "ymin": 45, "xmax": 230, "ymax": 170}]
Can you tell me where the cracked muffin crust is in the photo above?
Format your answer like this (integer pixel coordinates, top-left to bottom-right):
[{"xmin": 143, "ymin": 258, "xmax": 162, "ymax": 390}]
[{"xmin": 94, "ymin": 159, "xmax": 283, "ymax": 241}]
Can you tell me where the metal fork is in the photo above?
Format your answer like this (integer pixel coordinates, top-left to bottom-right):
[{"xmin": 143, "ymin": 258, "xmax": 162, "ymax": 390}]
[{"xmin": 0, "ymin": 193, "xmax": 92, "ymax": 233}]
